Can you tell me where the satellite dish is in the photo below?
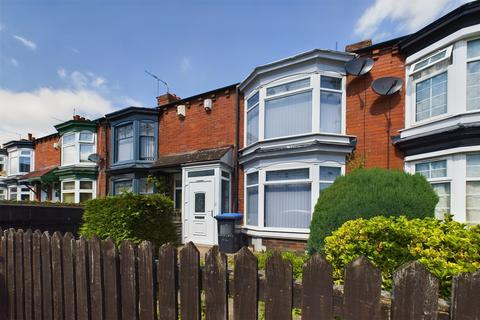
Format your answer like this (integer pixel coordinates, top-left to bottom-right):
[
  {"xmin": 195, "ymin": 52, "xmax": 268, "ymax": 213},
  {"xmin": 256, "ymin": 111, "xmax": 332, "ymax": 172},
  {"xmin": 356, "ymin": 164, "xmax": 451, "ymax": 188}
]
[
  {"xmin": 87, "ymin": 153, "xmax": 100, "ymax": 162},
  {"xmin": 345, "ymin": 56, "xmax": 374, "ymax": 76},
  {"xmin": 371, "ymin": 77, "xmax": 403, "ymax": 96}
]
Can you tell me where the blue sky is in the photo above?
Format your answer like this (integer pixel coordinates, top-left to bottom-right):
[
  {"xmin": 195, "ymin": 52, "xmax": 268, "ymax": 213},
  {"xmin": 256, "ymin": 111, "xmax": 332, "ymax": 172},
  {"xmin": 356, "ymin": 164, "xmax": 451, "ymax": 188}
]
[{"xmin": 0, "ymin": 0, "xmax": 471, "ymax": 144}]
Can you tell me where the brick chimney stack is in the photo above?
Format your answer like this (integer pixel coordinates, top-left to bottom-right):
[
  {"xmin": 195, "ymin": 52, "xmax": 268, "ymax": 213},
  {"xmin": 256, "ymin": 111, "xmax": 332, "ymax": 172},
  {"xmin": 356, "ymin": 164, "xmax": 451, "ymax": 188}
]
[
  {"xmin": 157, "ymin": 93, "xmax": 181, "ymax": 107},
  {"xmin": 345, "ymin": 39, "xmax": 372, "ymax": 52}
]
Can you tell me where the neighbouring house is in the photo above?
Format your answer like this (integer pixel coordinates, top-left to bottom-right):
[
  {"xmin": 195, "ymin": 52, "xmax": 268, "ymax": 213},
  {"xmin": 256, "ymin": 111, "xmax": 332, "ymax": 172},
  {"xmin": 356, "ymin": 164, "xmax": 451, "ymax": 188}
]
[
  {"xmin": 0, "ymin": 148, "xmax": 7, "ymax": 200},
  {"xmin": 394, "ymin": 1, "xmax": 480, "ymax": 224},
  {"xmin": 2, "ymin": 138, "xmax": 35, "ymax": 201},
  {"xmin": 238, "ymin": 49, "xmax": 355, "ymax": 250}
]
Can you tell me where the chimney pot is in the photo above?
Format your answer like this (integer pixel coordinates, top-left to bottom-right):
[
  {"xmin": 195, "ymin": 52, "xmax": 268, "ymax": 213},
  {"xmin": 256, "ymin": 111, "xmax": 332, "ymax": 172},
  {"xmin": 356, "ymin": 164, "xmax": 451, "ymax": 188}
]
[
  {"xmin": 345, "ymin": 39, "xmax": 373, "ymax": 52},
  {"xmin": 157, "ymin": 93, "xmax": 181, "ymax": 107}
]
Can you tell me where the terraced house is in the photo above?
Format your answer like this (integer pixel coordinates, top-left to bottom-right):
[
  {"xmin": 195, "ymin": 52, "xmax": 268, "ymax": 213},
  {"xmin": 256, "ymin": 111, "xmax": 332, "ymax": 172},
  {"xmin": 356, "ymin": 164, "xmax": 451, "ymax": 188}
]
[{"xmin": 1, "ymin": 1, "xmax": 479, "ymax": 250}]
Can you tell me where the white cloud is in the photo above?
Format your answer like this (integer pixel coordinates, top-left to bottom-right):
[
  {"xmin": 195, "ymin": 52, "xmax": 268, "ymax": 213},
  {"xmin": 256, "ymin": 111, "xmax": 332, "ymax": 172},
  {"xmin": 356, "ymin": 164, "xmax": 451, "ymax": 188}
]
[
  {"xmin": 355, "ymin": 0, "xmax": 471, "ymax": 39},
  {"xmin": 0, "ymin": 88, "xmax": 115, "ymax": 145},
  {"xmin": 57, "ymin": 68, "xmax": 66, "ymax": 79},
  {"xmin": 70, "ymin": 71, "xmax": 88, "ymax": 89},
  {"xmin": 12, "ymin": 34, "xmax": 37, "ymax": 50},
  {"xmin": 180, "ymin": 57, "xmax": 191, "ymax": 73},
  {"xmin": 10, "ymin": 58, "xmax": 18, "ymax": 67},
  {"xmin": 91, "ymin": 76, "xmax": 106, "ymax": 87}
]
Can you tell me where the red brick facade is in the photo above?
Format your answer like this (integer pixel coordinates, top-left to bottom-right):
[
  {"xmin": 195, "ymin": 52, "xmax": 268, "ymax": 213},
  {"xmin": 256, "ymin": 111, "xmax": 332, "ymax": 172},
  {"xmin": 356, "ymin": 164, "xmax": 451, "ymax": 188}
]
[
  {"xmin": 96, "ymin": 123, "xmax": 109, "ymax": 197},
  {"xmin": 157, "ymin": 87, "xmax": 243, "ymax": 155},
  {"xmin": 33, "ymin": 134, "xmax": 60, "ymax": 171},
  {"xmin": 346, "ymin": 44, "xmax": 405, "ymax": 171},
  {"xmin": 261, "ymin": 238, "xmax": 307, "ymax": 252}
]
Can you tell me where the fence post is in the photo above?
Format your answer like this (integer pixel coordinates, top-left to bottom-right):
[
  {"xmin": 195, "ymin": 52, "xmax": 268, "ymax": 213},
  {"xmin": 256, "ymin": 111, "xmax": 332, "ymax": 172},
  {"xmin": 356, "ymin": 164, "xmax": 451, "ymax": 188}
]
[
  {"xmin": 75, "ymin": 237, "xmax": 90, "ymax": 320},
  {"xmin": 41, "ymin": 232, "xmax": 53, "ymax": 320},
  {"xmin": 233, "ymin": 247, "xmax": 257, "ymax": 320},
  {"xmin": 204, "ymin": 245, "xmax": 227, "ymax": 320},
  {"xmin": 102, "ymin": 238, "xmax": 120, "ymax": 320},
  {"xmin": 0, "ymin": 230, "xmax": 6, "ymax": 320},
  {"xmin": 265, "ymin": 251, "xmax": 292, "ymax": 320},
  {"xmin": 391, "ymin": 261, "xmax": 439, "ymax": 320},
  {"xmin": 343, "ymin": 256, "xmax": 381, "ymax": 320},
  {"xmin": 6, "ymin": 229, "xmax": 15, "ymax": 320},
  {"xmin": 62, "ymin": 233, "xmax": 76, "ymax": 320},
  {"xmin": 120, "ymin": 240, "xmax": 138, "ymax": 320},
  {"xmin": 451, "ymin": 270, "xmax": 480, "ymax": 319},
  {"xmin": 138, "ymin": 241, "xmax": 156, "ymax": 320},
  {"xmin": 23, "ymin": 230, "xmax": 33, "ymax": 320},
  {"xmin": 14, "ymin": 230, "xmax": 24, "ymax": 320},
  {"xmin": 302, "ymin": 253, "xmax": 333, "ymax": 320},
  {"xmin": 179, "ymin": 242, "xmax": 200, "ymax": 320},
  {"xmin": 51, "ymin": 232, "xmax": 64, "ymax": 320},
  {"xmin": 89, "ymin": 236, "xmax": 103, "ymax": 320},
  {"xmin": 32, "ymin": 230, "xmax": 42, "ymax": 320},
  {"xmin": 157, "ymin": 244, "xmax": 178, "ymax": 320}
]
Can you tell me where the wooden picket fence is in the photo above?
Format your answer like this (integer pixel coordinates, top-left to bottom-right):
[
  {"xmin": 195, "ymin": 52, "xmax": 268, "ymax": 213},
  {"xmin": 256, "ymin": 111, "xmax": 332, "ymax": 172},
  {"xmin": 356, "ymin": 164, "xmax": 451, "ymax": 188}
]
[{"xmin": 0, "ymin": 229, "xmax": 479, "ymax": 320}]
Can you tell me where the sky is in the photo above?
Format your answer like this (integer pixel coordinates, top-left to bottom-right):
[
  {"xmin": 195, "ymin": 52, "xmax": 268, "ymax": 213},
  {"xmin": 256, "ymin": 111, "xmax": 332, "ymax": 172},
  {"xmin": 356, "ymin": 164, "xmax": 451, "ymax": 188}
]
[{"xmin": 0, "ymin": 0, "xmax": 473, "ymax": 145}]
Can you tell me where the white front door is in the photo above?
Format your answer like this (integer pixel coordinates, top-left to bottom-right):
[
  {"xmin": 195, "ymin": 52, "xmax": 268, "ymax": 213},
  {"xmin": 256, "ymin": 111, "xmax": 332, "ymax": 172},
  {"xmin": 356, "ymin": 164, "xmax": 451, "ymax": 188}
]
[{"xmin": 186, "ymin": 179, "xmax": 216, "ymax": 245}]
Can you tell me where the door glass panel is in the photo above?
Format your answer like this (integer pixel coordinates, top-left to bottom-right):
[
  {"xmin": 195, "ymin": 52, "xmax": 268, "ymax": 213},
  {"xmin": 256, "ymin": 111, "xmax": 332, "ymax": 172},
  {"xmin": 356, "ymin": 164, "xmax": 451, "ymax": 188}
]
[
  {"xmin": 195, "ymin": 192, "xmax": 206, "ymax": 213},
  {"xmin": 188, "ymin": 170, "xmax": 214, "ymax": 178}
]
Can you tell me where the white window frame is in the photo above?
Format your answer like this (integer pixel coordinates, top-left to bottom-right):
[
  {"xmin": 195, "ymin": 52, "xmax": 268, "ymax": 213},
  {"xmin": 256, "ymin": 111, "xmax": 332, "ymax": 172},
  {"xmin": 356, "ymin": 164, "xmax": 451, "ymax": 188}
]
[
  {"xmin": 466, "ymin": 153, "xmax": 480, "ymax": 224},
  {"xmin": 245, "ymin": 171, "xmax": 259, "ymax": 227},
  {"xmin": 0, "ymin": 155, "xmax": 5, "ymax": 174},
  {"xmin": 0, "ymin": 188, "xmax": 5, "ymax": 200},
  {"xmin": 243, "ymin": 72, "xmax": 346, "ymax": 147},
  {"xmin": 409, "ymin": 45, "xmax": 453, "ymax": 76},
  {"xmin": 61, "ymin": 179, "xmax": 96, "ymax": 203},
  {"xmin": 243, "ymin": 162, "xmax": 344, "ymax": 233},
  {"xmin": 7, "ymin": 149, "xmax": 33, "ymax": 176},
  {"xmin": 174, "ymin": 173, "xmax": 183, "ymax": 212},
  {"xmin": 61, "ymin": 131, "xmax": 97, "ymax": 166},
  {"xmin": 412, "ymin": 68, "xmax": 449, "ymax": 124},
  {"xmin": 220, "ymin": 171, "xmax": 231, "ymax": 213},
  {"xmin": 466, "ymin": 38, "xmax": 480, "ymax": 111},
  {"xmin": 246, "ymin": 92, "xmax": 260, "ymax": 146}
]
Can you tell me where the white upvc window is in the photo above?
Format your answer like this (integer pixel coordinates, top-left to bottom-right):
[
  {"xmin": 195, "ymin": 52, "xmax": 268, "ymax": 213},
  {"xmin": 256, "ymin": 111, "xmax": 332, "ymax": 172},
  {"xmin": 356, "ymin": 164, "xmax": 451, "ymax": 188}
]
[
  {"xmin": 466, "ymin": 154, "xmax": 480, "ymax": 223},
  {"xmin": 174, "ymin": 174, "xmax": 182, "ymax": 211},
  {"xmin": 0, "ymin": 155, "xmax": 5, "ymax": 173},
  {"xmin": 244, "ymin": 73, "xmax": 345, "ymax": 146},
  {"xmin": 415, "ymin": 159, "xmax": 451, "ymax": 219},
  {"xmin": 246, "ymin": 172, "xmax": 259, "ymax": 226},
  {"xmin": 138, "ymin": 177, "xmax": 154, "ymax": 194},
  {"xmin": 6, "ymin": 185, "xmax": 31, "ymax": 201},
  {"xmin": 113, "ymin": 179, "xmax": 133, "ymax": 195},
  {"xmin": 61, "ymin": 131, "xmax": 96, "ymax": 166},
  {"xmin": 467, "ymin": 38, "xmax": 480, "ymax": 111},
  {"xmin": 0, "ymin": 188, "xmax": 5, "ymax": 200},
  {"xmin": 61, "ymin": 179, "xmax": 95, "ymax": 203},
  {"xmin": 7, "ymin": 149, "xmax": 33, "ymax": 175},
  {"xmin": 221, "ymin": 171, "xmax": 231, "ymax": 213},
  {"xmin": 410, "ymin": 46, "xmax": 453, "ymax": 75},
  {"xmin": 319, "ymin": 166, "xmax": 341, "ymax": 192},
  {"xmin": 8, "ymin": 186, "xmax": 17, "ymax": 200}
]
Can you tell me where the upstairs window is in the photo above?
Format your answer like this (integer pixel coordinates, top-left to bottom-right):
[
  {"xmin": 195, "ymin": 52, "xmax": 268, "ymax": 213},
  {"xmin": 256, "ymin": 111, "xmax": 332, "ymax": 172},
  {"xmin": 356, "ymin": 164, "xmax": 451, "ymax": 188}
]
[
  {"xmin": 415, "ymin": 72, "xmax": 448, "ymax": 121},
  {"xmin": 246, "ymin": 93, "xmax": 259, "ymax": 146},
  {"xmin": 320, "ymin": 76, "xmax": 342, "ymax": 133},
  {"xmin": 139, "ymin": 122, "xmax": 155, "ymax": 161},
  {"xmin": 8, "ymin": 150, "xmax": 32, "ymax": 175},
  {"xmin": 62, "ymin": 131, "xmax": 96, "ymax": 166},
  {"xmin": 0, "ymin": 156, "xmax": 5, "ymax": 173},
  {"xmin": 265, "ymin": 78, "xmax": 312, "ymax": 139},
  {"xmin": 410, "ymin": 46, "xmax": 453, "ymax": 75},
  {"xmin": 115, "ymin": 123, "xmax": 134, "ymax": 162},
  {"xmin": 467, "ymin": 39, "xmax": 480, "ymax": 111}
]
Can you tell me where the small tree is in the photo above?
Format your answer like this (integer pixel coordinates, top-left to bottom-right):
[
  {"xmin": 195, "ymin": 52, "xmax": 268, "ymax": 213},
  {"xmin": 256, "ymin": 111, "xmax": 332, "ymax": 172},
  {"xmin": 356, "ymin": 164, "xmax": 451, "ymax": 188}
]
[
  {"xmin": 308, "ymin": 168, "xmax": 438, "ymax": 253},
  {"xmin": 80, "ymin": 193, "xmax": 177, "ymax": 246}
]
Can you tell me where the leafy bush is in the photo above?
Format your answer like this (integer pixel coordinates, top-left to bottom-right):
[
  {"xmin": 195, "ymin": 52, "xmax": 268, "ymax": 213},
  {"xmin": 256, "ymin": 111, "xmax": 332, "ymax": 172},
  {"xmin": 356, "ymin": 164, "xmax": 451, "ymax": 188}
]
[
  {"xmin": 308, "ymin": 168, "xmax": 438, "ymax": 253},
  {"xmin": 80, "ymin": 193, "xmax": 177, "ymax": 246},
  {"xmin": 323, "ymin": 216, "xmax": 480, "ymax": 297}
]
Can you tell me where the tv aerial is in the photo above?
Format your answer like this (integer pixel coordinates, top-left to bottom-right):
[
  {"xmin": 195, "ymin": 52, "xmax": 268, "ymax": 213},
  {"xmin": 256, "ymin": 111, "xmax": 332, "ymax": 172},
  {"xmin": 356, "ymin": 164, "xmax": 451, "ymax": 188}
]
[{"xmin": 145, "ymin": 70, "xmax": 169, "ymax": 97}]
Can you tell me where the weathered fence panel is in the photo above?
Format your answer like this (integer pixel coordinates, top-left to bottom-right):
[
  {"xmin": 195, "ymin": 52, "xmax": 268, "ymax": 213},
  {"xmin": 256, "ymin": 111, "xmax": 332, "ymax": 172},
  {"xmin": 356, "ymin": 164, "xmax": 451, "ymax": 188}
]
[
  {"xmin": 391, "ymin": 261, "xmax": 439, "ymax": 320},
  {"xmin": 265, "ymin": 251, "xmax": 293, "ymax": 320},
  {"xmin": 302, "ymin": 253, "xmax": 333, "ymax": 320},
  {"xmin": 204, "ymin": 246, "xmax": 227, "ymax": 320},
  {"xmin": 158, "ymin": 244, "xmax": 178, "ymax": 320},
  {"xmin": 179, "ymin": 242, "xmax": 200, "ymax": 320},
  {"xmin": 0, "ymin": 229, "xmax": 477, "ymax": 320},
  {"xmin": 233, "ymin": 247, "xmax": 257, "ymax": 320},
  {"xmin": 343, "ymin": 256, "xmax": 382, "ymax": 320}
]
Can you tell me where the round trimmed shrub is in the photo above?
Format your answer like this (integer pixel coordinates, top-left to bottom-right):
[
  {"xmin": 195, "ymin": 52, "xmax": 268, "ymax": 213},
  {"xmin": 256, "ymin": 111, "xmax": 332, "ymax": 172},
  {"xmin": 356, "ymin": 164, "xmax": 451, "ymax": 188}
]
[
  {"xmin": 323, "ymin": 216, "xmax": 480, "ymax": 297},
  {"xmin": 80, "ymin": 192, "xmax": 177, "ymax": 246},
  {"xmin": 308, "ymin": 168, "xmax": 438, "ymax": 253}
]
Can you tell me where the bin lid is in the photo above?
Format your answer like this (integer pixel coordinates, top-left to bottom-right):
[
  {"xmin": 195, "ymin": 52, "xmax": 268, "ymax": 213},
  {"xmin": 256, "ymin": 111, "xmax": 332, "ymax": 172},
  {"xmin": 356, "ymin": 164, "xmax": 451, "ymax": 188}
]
[{"xmin": 214, "ymin": 213, "xmax": 243, "ymax": 220}]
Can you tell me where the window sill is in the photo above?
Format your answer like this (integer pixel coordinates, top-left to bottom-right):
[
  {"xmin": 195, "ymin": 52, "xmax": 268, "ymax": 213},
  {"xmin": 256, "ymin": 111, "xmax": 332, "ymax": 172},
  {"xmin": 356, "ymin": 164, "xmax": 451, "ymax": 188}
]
[{"xmin": 242, "ymin": 226, "xmax": 309, "ymax": 240}]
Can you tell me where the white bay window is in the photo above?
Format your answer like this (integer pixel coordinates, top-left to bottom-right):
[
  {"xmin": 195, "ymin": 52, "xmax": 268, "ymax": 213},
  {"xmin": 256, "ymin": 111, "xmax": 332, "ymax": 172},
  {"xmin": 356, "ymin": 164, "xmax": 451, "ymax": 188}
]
[
  {"xmin": 466, "ymin": 154, "xmax": 480, "ymax": 223},
  {"xmin": 244, "ymin": 73, "xmax": 345, "ymax": 146},
  {"xmin": 7, "ymin": 150, "xmax": 32, "ymax": 175},
  {"xmin": 62, "ymin": 131, "xmax": 96, "ymax": 166},
  {"xmin": 61, "ymin": 179, "xmax": 95, "ymax": 204},
  {"xmin": 246, "ymin": 172, "xmax": 259, "ymax": 226},
  {"xmin": 467, "ymin": 39, "xmax": 480, "ymax": 111}
]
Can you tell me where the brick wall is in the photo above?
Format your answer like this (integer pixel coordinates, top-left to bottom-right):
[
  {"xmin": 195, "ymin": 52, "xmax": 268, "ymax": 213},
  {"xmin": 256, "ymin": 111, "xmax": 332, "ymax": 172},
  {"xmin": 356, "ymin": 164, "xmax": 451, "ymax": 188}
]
[
  {"xmin": 33, "ymin": 135, "xmax": 60, "ymax": 170},
  {"xmin": 346, "ymin": 46, "xmax": 405, "ymax": 171},
  {"xmin": 158, "ymin": 88, "xmax": 241, "ymax": 155},
  {"xmin": 261, "ymin": 238, "xmax": 307, "ymax": 252}
]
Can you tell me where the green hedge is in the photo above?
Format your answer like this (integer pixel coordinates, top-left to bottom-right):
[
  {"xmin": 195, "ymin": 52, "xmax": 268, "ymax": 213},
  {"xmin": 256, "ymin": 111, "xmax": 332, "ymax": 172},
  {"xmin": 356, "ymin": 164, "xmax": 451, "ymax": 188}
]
[
  {"xmin": 323, "ymin": 216, "xmax": 480, "ymax": 297},
  {"xmin": 80, "ymin": 193, "xmax": 177, "ymax": 246},
  {"xmin": 308, "ymin": 168, "xmax": 438, "ymax": 253}
]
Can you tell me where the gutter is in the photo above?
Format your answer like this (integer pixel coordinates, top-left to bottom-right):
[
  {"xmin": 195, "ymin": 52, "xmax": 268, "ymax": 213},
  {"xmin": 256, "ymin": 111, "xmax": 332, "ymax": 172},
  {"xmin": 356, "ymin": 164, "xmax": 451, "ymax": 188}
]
[{"xmin": 233, "ymin": 85, "xmax": 240, "ymax": 212}]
